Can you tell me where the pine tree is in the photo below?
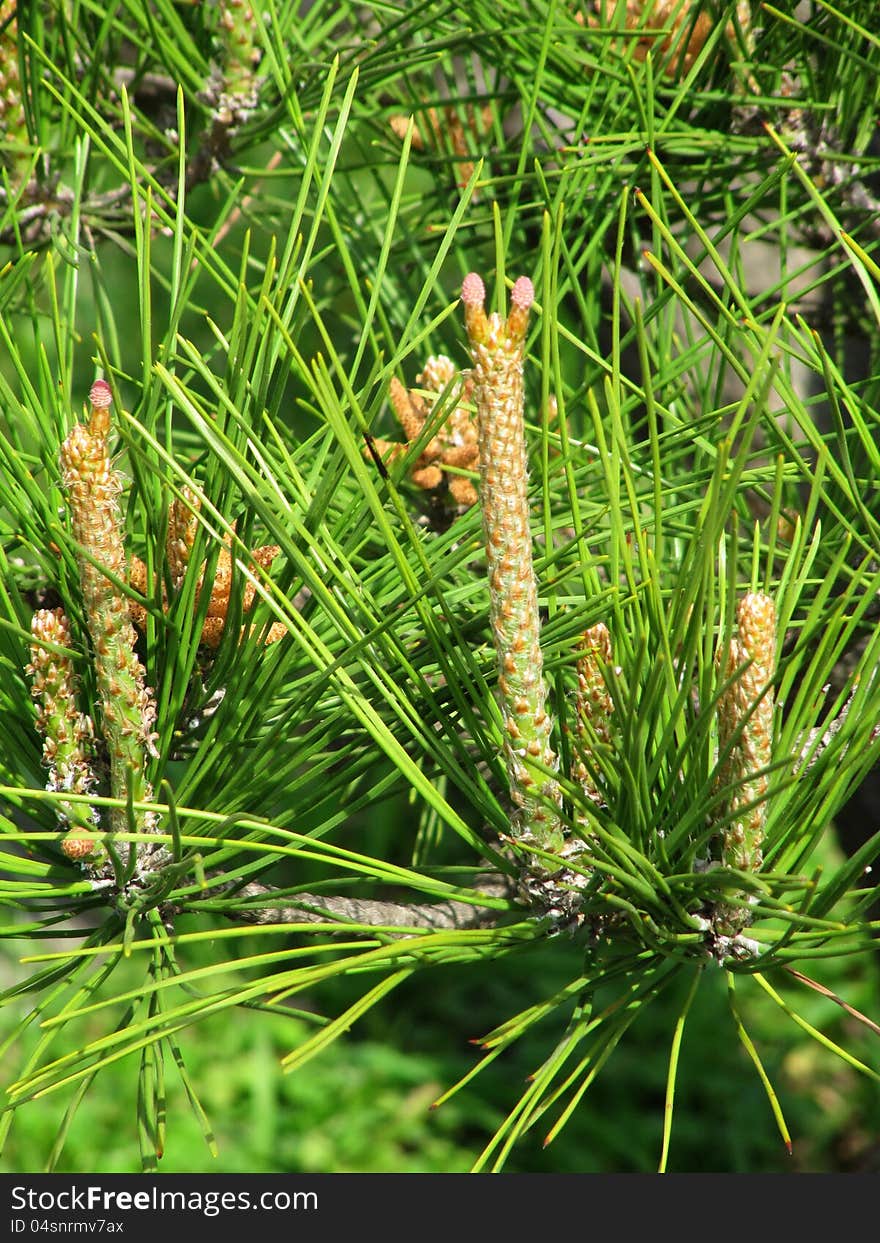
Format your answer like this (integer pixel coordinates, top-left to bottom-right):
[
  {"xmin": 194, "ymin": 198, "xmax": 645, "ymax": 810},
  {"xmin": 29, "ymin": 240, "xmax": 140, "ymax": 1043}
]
[{"xmin": 1, "ymin": 1, "xmax": 879, "ymax": 1173}]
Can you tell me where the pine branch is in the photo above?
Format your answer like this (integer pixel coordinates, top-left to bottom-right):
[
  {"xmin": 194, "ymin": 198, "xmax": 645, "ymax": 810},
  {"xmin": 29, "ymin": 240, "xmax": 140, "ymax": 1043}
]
[{"xmin": 212, "ymin": 874, "xmax": 513, "ymax": 933}]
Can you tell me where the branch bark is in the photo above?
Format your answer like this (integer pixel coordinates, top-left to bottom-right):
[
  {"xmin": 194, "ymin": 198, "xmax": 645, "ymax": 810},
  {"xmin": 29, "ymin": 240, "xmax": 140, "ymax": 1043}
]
[{"xmin": 208, "ymin": 874, "xmax": 514, "ymax": 934}]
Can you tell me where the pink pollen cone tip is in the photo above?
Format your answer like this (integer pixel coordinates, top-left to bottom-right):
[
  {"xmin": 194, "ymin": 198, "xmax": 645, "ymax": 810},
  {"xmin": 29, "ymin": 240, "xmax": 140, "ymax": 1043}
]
[
  {"xmin": 510, "ymin": 276, "xmax": 534, "ymax": 310},
  {"xmin": 461, "ymin": 272, "xmax": 485, "ymax": 306},
  {"xmin": 89, "ymin": 380, "xmax": 113, "ymax": 408}
]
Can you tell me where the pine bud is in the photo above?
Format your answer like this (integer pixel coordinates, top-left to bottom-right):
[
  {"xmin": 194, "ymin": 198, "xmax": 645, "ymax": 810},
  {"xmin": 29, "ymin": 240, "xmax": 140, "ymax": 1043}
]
[
  {"xmin": 583, "ymin": 1, "xmax": 752, "ymax": 79},
  {"xmin": 573, "ymin": 623, "xmax": 614, "ymax": 813},
  {"xmin": 207, "ymin": 0, "xmax": 264, "ymax": 129},
  {"xmin": 60, "ymin": 386, "xmax": 159, "ymax": 860},
  {"xmin": 27, "ymin": 608, "xmax": 97, "ymax": 824},
  {"xmin": 461, "ymin": 273, "xmax": 563, "ymax": 849},
  {"xmin": 370, "ymin": 356, "xmax": 479, "ymax": 508},
  {"xmin": 0, "ymin": 3, "xmax": 32, "ymax": 187},
  {"xmin": 60, "ymin": 832, "xmax": 101, "ymax": 862},
  {"xmin": 714, "ymin": 591, "xmax": 776, "ymax": 933}
]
